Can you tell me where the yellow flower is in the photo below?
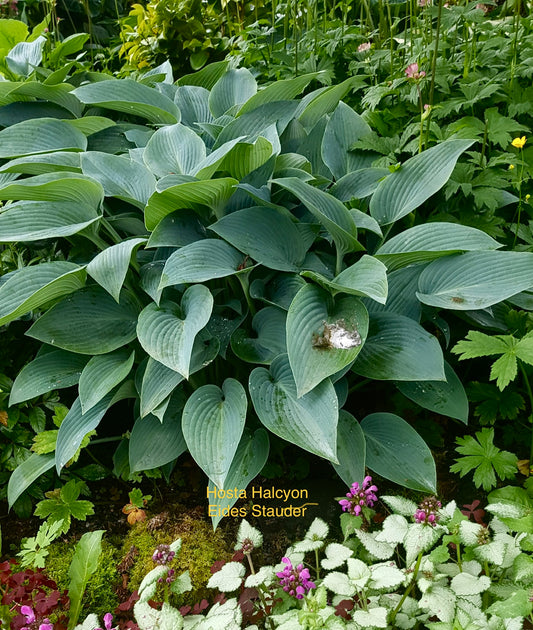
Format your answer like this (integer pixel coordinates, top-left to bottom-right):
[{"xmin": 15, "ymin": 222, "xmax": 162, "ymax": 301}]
[
  {"xmin": 526, "ymin": 194, "xmax": 531, "ymax": 202},
  {"xmin": 508, "ymin": 164, "xmax": 515, "ymax": 170},
  {"xmin": 511, "ymin": 136, "xmax": 527, "ymax": 149}
]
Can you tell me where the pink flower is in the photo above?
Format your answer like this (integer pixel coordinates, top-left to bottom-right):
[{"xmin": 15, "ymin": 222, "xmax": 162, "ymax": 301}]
[
  {"xmin": 357, "ymin": 42, "xmax": 371, "ymax": 53},
  {"xmin": 414, "ymin": 497, "xmax": 442, "ymax": 527},
  {"xmin": 276, "ymin": 557, "xmax": 316, "ymax": 599},
  {"xmin": 21, "ymin": 606, "xmax": 36, "ymax": 624},
  {"xmin": 104, "ymin": 613, "xmax": 114, "ymax": 630},
  {"xmin": 405, "ymin": 63, "xmax": 426, "ymax": 80},
  {"xmin": 339, "ymin": 476, "xmax": 378, "ymax": 516},
  {"xmin": 418, "ymin": 0, "xmax": 431, "ymax": 6}
]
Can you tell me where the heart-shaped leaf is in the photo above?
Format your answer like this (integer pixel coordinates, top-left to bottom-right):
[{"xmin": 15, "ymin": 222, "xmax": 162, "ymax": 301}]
[
  {"xmin": 273, "ymin": 177, "xmax": 363, "ymax": 255},
  {"xmin": 0, "ymin": 262, "xmax": 86, "ymax": 327},
  {"xmin": 143, "ymin": 123, "xmax": 207, "ymax": 177},
  {"xmin": 136, "ymin": 285, "xmax": 213, "ymax": 378},
  {"xmin": 249, "ymin": 354, "xmax": 338, "ymax": 462},
  {"xmin": 397, "ymin": 361, "xmax": 469, "ymax": 424},
  {"xmin": 79, "ymin": 349, "xmax": 135, "ymax": 413},
  {"xmin": 10, "ymin": 349, "xmax": 89, "ymax": 405},
  {"xmin": 210, "ymin": 206, "xmax": 308, "ymax": 272},
  {"xmin": 352, "ymin": 313, "xmax": 445, "ymax": 381},
  {"xmin": 231, "ymin": 306, "xmax": 287, "ymax": 364},
  {"xmin": 130, "ymin": 394, "xmax": 187, "ymax": 473},
  {"xmin": 0, "ymin": 117, "xmax": 87, "ymax": 158},
  {"xmin": 287, "ymin": 284, "xmax": 368, "ymax": 396},
  {"xmin": 417, "ymin": 251, "xmax": 533, "ymax": 310},
  {"xmin": 361, "ymin": 412, "xmax": 436, "ymax": 493},
  {"xmin": 301, "ymin": 255, "xmax": 388, "ymax": 304},
  {"xmin": 208, "ymin": 429, "xmax": 269, "ymax": 529},
  {"xmin": 369, "ymin": 139, "xmax": 474, "ymax": 225},
  {"xmin": 87, "ymin": 238, "xmax": 147, "ymax": 302},
  {"xmin": 28, "ymin": 286, "xmax": 140, "ymax": 355},
  {"xmin": 159, "ymin": 239, "xmax": 248, "ymax": 286},
  {"xmin": 332, "ymin": 410, "xmax": 366, "ymax": 487},
  {"xmin": 182, "ymin": 378, "xmax": 247, "ymax": 488}
]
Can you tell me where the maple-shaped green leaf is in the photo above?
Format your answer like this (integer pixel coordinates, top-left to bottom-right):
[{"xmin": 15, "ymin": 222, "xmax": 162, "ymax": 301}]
[
  {"xmin": 450, "ymin": 428, "xmax": 518, "ymax": 491},
  {"xmin": 468, "ymin": 382, "xmax": 525, "ymax": 425},
  {"xmin": 32, "ymin": 430, "xmax": 59, "ymax": 455},
  {"xmin": 34, "ymin": 479, "xmax": 94, "ymax": 533},
  {"xmin": 452, "ymin": 330, "xmax": 533, "ymax": 390}
]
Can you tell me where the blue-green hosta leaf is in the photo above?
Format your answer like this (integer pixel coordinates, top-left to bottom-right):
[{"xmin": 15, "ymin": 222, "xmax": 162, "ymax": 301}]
[
  {"xmin": 209, "ymin": 68, "xmax": 257, "ymax": 118},
  {"xmin": 0, "ymin": 118, "xmax": 87, "ymax": 158},
  {"xmin": 143, "ymin": 123, "xmax": 207, "ymax": 177},
  {"xmin": 182, "ymin": 378, "xmax": 247, "ymax": 488},
  {"xmin": 0, "ymin": 200, "xmax": 100, "ymax": 242},
  {"xmin": 10, "ymin": 349, "xmax": 89, "ymax": 405},
  {"xmin": 146, "ymin": 209, "xmax": 206, "ymax": 248},
  {"xmin": 231, "ymin": 306, "xmax": 287, "ymax": 364},
  {"xmin": 301, "ymin": 255, "xmax": 388, "ymax": 304},
  {"xmin": 191, "ymin": 137, "xmax": 245, "ymax": 179},
  {"xmin": 81, "ymin": 152, "xmax": 156, "ymax": 209},
  {"xmin": 7, "ymin": 452, "xmax": 55, "ymax": 509},
  {"xmin": 215, "ymin": 101, "xmax": 300, "ymax": 149},
  {"xmin": 287, "ymin": 284, "xmax": 369, "ymax": 396},
  {"xmin": 27, "ymin": 286, "xmax": 140, "ymax": 355},
  {"xmin": 144, "ymin": 177, "xmax": 237, "ymax": 231},
  {"xmin": 9, "ymin": 81, "xmax": 83, "ymax": 117},
  {"xmin": 353, "ymin": 313, "xmax": 445, "ymax": 381},
  {"xmin": 210, "ymin": 206, "xmax": 308, "ymax": 272},
  {"xmin": 322, "ymin": 102, "xmax": 372, "ymax": 179},
  {"xmin": 0, "ymin": 151, "xmax": 82, "ymax": 175},
  {"xmin": 249, "ymin": 354, "xmax": 338, "ymax": 462},
  {"xmin": 136, "ymin": 286, "xmax": 213, "ymax": 378},
  {"xmin": 366, "ymin": 264, "xmax": 425, "ymax": 321},
  {"xmin": 159, "ymin": 239, "xmax": 248, "ymax": 286},
  {"xmin": 177, "ymin": 60, "xmax": 229, "ymax": 89},
  {"xmin": 130, "ymin": 400, "xmax": 187, "ymax": 473},
  {"xmin": 0, "ymin": 262, "xmax": 86, "ymax": 327},
  {"xmin": 87, "ymin": 238, "xmax": 147, "ymax": 302},
  {"xmin": 361, "ymin": 412, "xmax": 437, "ymax": 493},
  {"xmin": 79, "ymin": 349, "xmax": 135, "ymax": 413},
  {"xmin": 417, "ymin": 251, "xmax": 533, "ymax": 310},
  {"xmin": 174, "ymin": 86, "xmax": 213, "ymax": 128},
  {"xmin": 209, "ymin": 429, "xmax": 269, "ymax": 529},
  {"xmin": 140, "ymin": 332, "xmax": 219, "ymax": 417},
  {"xmin": 6, "ymin": 36, "xmax": 45, "ymax": 77},
  {"xmin": 332, "ymin": 410, "xmax": 366, "ymax": 487},
  {"xmin": 221, "ymin": 136, "xmax": 274, "ymax": 180},
  {"xmin": 56, "ymin": 393, "xmax": 115, "ymax": 472},
  {"xmin": 331, "ymin": 169, "xmax": 389, "ymax": 202},
  {"xmin": 375, "ymin": 222, "xmax": 501, "ymax": 272},
  {"xmin": 297, "ymin": 78, "xmax": 365, "ymax": 130},
  {"xmin": 250, "ymin": 273, "xmax": 307, "ymax": 310},
  {"xmin": 273, "ymin": 177, "xmax": 363, "ymax": 255},
  {"xmin": 140, "ymin": 358, "xmax": 183, "ymax": 418},
  {"xmin": 72, "ymin": 79, "xmax": 179, "ymax": 124},
  {"xmin": 238, "ymin": 73, "xmax": 318, "ymax": 115},
  {"xmin": 397, "ymin": 361, "xmax": 469, "ymax": 424},
  {"xmin": 369, "ymin": 139, "xmax": 475, "ymax": 225},
  {"xmin": 0, "ymin": 172, "xmax": 103, "ymax": 207}
]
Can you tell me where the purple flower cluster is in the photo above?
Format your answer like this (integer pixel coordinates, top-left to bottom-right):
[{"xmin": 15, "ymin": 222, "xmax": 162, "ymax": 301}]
[
  {"xmin": 152, "ymin": 544, "xmax": 175, "ymax": 565},
  {"xmin": 276, "ymin": 557, "xmax": 316, "ymax": 600},
  {"xmin": 339, "ymin": 476, "xmax": 378, "ymax": 516},
  {"xmin": 414, "ymin": 497, "xmax": 442, "ymax": 527},
  {"xmin": 20, "ymin": 606, "xmax": 52, "ymax": 630},
  {"xmin": 158, "ymin": 568, "xmax": 176, "ymax": 584}
]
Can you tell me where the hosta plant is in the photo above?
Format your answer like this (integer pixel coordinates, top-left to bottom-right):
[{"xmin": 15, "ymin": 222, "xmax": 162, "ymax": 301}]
[
  {"xmin": 4, "ymin": 59, "xmax": 533, "ymax": 522},
  {"xmin": 75, "ymin": 481, "xmax": 533, "ymax": 629}
]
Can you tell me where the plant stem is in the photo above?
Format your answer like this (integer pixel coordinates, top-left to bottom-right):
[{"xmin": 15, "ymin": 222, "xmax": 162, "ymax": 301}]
[
  {"xmin": 425, "ymin": 0, "xmax": 443, "ymax": 145},
  {"xmin": 245, "ymin": 553, "xmax": 275, "ymax": 630},
  {"xmin": 519, "ymin": 362, "xmax": 533, "ymax": 467},
  {"xmin": 315, "ymin": 548, "xmax": 320, "ymax": 580},
  {"xmin": 390, "ymin": 552, "xmax": 423, "ymax": 624}
]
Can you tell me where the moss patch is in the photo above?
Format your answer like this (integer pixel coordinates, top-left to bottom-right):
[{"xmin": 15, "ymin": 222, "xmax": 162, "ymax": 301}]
[
  {"xmin": 121, "ymin": 506, "xmax": 233, "ymax": 605},
  {"xmin": 45, "ymin": 537, "xmax": 120, "ymax": 619}
]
